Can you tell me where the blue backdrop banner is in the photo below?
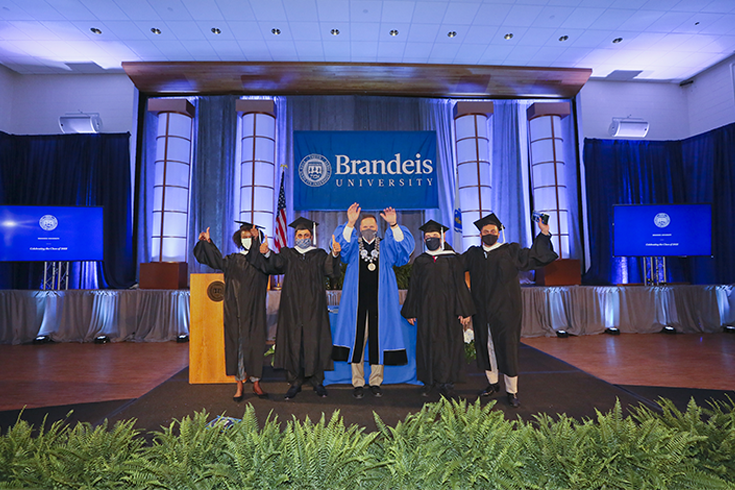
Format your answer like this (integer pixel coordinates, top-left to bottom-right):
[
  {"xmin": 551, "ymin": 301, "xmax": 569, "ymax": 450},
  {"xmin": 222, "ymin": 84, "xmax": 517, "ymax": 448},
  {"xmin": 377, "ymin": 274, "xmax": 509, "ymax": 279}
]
[{"xmin": 293, "ymin": 131, "xmax": 438, "ymax": 210}]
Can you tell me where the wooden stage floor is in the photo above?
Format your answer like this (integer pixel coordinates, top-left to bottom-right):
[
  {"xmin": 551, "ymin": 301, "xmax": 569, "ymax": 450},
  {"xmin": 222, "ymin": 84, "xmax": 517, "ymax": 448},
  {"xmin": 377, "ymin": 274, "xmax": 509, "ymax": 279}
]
[{"xmin": 1, "ymin": 332, "xmax": 734, "ymax": 413}]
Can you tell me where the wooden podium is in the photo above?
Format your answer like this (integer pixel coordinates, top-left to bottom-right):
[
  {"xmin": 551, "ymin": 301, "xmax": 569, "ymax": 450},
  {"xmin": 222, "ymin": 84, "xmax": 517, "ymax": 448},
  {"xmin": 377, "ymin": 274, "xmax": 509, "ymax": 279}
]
[{"xmin": 189, "ymin": 273, "xmax": 235, "ymax": 384}]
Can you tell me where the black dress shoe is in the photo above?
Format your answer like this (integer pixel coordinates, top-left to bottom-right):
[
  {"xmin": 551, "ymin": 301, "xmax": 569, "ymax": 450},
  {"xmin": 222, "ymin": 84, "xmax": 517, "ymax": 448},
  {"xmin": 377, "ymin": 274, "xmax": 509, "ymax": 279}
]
[
  {"xmin": 480, "ymin": 383, "xmax": 501, "ymax": 397},
  {"xmin": 369, "ymin": 385, "xmax": 383, "ymax": 397},
  {"xmin": 284, "ymin": 384, "xmax": 301, "ymax": 400},
  {"xmin": 233, "ymin": 393, "xmax": 244, "ymax": 403},
  {"xmin": 314, "ymin": 384, "xmax": 328, "ymax": 397},
  {"xmin": 439, "ymin": 384, "xmax": 458, "ymax": 400},
  {"xmin": 507, "ymin": 393, "xmax": 520, "ymax": 408},
  {"xmin": 420, "ymin": 384, "xmax": 432, "ymax": 397},
  {"xmin": 353, "ymin": 386, "xmax": 364, "ymax": 399}
]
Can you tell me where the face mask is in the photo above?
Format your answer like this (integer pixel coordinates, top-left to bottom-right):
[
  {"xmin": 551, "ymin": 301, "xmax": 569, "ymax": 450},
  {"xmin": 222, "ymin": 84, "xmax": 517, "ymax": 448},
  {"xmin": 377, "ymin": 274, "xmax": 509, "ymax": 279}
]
[
  {"xmin": 481, "ymin": 234, "xmax": 498, "ymax": 246},
  {"xmin": 361, "ymin": 229, "xmax": 377, "ymax": 242},
  {"xmin": 241, "ymin": 237, "xmax": 253, "ymax": 249},
  {"xmin": 425, "ymin": 237, "xmax": 441, "ymax": 251},
  {"xmin": 295, "ymin": 238, "xmax": 312, "ymax": 249}
]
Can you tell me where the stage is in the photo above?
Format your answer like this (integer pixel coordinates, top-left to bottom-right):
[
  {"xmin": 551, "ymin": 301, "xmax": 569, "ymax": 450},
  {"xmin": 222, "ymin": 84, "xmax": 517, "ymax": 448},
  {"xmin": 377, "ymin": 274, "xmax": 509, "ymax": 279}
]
[{"xmin": 2, "ymin": 285, "xmax": 734, "ymax": 345}]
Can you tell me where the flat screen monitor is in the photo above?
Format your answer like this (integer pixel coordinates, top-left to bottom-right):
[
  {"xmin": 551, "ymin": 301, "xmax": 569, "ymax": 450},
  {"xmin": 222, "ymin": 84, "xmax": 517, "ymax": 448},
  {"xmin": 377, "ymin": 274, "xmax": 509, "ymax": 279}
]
[
  {"xmin": 613, "ymin": 204, "xmax": 712, "ymax": 257},
  {"xmin": 0, "ymin": 205, "xmax": 104, "ymax": 262}
]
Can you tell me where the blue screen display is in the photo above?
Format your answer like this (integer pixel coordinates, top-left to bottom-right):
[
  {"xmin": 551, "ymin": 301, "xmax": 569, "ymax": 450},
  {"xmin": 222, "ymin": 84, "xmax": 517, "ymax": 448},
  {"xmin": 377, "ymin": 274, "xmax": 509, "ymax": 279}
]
[
  {"xmin": 613, "ymin": 204, "xmax": 712, "ymax": 257},
  {"xmin": 0, "ymin": 206, "xmax": 104, "ymax": 262}
]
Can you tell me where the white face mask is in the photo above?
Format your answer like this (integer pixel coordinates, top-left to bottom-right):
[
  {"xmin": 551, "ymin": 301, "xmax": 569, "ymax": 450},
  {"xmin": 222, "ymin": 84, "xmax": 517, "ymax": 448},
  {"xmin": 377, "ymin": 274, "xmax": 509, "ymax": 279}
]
[{"xmin": 241, "ymin": 237, "xmax": 253, "ymax": 250}]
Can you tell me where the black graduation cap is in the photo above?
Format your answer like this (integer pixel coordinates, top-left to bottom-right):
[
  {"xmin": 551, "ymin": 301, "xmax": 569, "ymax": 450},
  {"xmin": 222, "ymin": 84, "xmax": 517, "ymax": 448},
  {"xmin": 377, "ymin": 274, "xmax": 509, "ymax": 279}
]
[
  {"xmin": 473, "ymin": 213, "xmax": 504, "ymax": 231},
  {"xmin": 234, "ymin": 220, "xmax": 263, "ymax": 231},
  {"xmin": 288, "ymin": 217, "xmax": 318, "ymax": 230},
  {"xmin": 289, "ymin": 217, "xmax": 318, "ymax": 242},
  {"xmin": 419, "ymin": 219, "xmax": 449, "ymax": 233}
]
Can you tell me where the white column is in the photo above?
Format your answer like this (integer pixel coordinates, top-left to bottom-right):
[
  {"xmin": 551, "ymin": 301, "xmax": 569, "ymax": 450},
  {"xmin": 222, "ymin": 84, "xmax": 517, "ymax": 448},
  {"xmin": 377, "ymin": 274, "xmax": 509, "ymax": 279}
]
[
  {"xmin": 148, "ymin": 99, "xmax": 194, "ymax": 262},
  {"xmin": 527, "ymin": 102, "xmax": 571, "ymax": 258},
  {"xmin": 236, "ymin": 99, "xmax": 276, "ymax": 236},
  {"xmin": 453, "ymin": 101, "xmax": 494, "ymax": 250}
]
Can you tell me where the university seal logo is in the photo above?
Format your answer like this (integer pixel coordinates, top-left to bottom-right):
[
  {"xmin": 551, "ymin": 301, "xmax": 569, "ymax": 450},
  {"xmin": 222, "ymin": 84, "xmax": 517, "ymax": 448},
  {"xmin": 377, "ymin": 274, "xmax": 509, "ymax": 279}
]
[
  {"xmin": 39, "ymin": 215, "xmax": 58, "ymax": 231},
  {"xmin": 298, "ymin": 154, "xmax": 332, "ymax": 187},
  {"xmin": 654, "ymin": 213, "xmax": 670, "ymax": 228}
]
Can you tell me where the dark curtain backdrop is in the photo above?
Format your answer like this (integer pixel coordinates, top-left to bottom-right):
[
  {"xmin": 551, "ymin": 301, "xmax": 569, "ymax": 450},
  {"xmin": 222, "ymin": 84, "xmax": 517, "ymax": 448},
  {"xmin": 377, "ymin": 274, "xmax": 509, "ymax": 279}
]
[
  {"xmin": 0, "ymin": 131, "xmax": 135, "ymax": 289},
  {"xmin": 583, "ymin": 122, "xmax": 735, "ymax": 285}
]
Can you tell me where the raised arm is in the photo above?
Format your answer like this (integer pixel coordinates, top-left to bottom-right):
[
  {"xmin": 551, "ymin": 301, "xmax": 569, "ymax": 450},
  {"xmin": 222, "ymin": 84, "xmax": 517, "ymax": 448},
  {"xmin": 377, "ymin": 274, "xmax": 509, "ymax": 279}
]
[{"xmin": 193, "ymin": 227, "xmax": 225, "ymax": 271}]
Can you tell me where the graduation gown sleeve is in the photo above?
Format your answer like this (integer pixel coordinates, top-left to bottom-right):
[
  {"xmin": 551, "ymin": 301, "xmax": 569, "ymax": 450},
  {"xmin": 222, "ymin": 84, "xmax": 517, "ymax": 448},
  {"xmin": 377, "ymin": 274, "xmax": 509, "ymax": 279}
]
[{"xmin": 193, "ymin": 239, "xmax": 225, "ymax": 271}]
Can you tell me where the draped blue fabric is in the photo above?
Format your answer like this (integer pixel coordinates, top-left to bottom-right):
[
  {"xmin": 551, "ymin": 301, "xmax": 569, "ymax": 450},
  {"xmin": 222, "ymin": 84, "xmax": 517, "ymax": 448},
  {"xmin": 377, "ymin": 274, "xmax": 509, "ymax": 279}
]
[
  {"xmin": 0, "ymin": 131, "xmax": 135, "ymax": 290},
  {"xmin": 583, "ymin": 122, "xmax": 735, "ymax": 285}
]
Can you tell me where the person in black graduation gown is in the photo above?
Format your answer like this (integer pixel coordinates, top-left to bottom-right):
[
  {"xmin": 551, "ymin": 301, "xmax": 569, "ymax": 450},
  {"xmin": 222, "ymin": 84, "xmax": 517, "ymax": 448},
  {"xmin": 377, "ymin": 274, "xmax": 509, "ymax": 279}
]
[
  {"xmin": 256, "ymin": 217, "xmax": 340, "ymax": 399},
  {"xmin": 193, "ymin": 221, "xmax": 270, "ymax": 402},
  {"xmin": 463, "ymin": 213, "xmax": 557, "ymax": 408},
  {"xmin": 401, "ymin": 220, "xmax": 475, "ymax": 398}
]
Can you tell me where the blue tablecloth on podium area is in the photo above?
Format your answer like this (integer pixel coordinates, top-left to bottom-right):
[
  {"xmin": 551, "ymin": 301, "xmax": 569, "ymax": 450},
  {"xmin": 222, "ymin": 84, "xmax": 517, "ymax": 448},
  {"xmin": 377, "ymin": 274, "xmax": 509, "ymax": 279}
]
[{"xmin": 324, "ymin": 310, "xmax": 420, "ymax": 386}]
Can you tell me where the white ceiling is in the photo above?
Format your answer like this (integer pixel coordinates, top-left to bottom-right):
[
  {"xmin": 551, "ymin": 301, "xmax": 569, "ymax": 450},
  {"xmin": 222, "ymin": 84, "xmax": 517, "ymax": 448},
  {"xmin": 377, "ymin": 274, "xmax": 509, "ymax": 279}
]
[{"xmin": 1, "ymin": 0, "xmax": 734, "ymax": 82}]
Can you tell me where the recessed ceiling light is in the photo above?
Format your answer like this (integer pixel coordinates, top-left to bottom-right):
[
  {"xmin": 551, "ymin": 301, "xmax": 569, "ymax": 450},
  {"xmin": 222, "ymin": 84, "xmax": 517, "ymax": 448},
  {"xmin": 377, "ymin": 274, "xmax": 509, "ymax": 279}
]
[
  {"xmin": 331, "ymin": 28, "xmax": 340, "ymax": 36},
  {"xmin": 151, "ymin": 27, "xmax": 161, "ymax": 35},
  {"xmin": 558, "ymin": 35, "xmax": 568, "ymax": 42},
  {"xmin": 272, "ymin": 28, "xmax": 281, "ymax": 35},
  {"xmin": 211, "ymin": 27, "xmax": 221, "ymax": 34},
  {"xmin": 504, "ymin": 33, "xmax": 513, "ymax": 40},
  {"xmin": 390, "ymin": 29, "xmax": 399, "ymax": 36},
  {"xmin": 694, "ymin": 21, "xmax": 700, "ymax": 25},
  {"xmin": 90, "ymin": 27, "xmax": 102, "ymax": 35},
  {"xmin": 447, "ymin": 31, "xmax": 457, "ymax": 38},
  {"xmin": 612, "ymin": 37, "xmax": 623, "ymax": 43}
]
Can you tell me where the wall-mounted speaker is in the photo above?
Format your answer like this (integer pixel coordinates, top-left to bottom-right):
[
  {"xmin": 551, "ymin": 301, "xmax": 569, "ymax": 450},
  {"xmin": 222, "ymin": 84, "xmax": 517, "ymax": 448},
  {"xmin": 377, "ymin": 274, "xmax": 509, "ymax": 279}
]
[
  {"xmin": 608, "ymin": 118, "xmax": 649, "ymax": 138},
  {"xmin": 59, "ymin": 113, "xmax": 102, "ymax": 133}
]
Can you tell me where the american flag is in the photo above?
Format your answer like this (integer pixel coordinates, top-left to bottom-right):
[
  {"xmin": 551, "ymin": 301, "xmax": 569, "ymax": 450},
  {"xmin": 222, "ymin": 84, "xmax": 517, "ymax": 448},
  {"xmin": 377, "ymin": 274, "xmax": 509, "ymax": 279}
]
[{"xmin": 274, "ymin": 170, "xmax": 287, "ymax": 251}]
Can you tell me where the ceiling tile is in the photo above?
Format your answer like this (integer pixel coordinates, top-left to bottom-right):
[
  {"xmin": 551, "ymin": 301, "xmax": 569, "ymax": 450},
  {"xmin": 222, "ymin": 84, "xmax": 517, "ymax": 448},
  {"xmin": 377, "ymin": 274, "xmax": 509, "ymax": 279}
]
[
  {"xmin": 458, "ymin": 24, "xmax": 498, "ymax": 44},
  {"xmin": 451, "ymin": 43, "xmax": 485, "ymax": 63},
  {"xmin": 406, "ymin": 22, "xmax": 440, "ymax": 42},
  {"xmin": 283, "ymin": 0, "xmax": 318, "ymax": 22},
  {"xmin": 226, "ymin": 21, "xmax": 266, "ymax": 41},
  {"xmin": 180, "ymin": 0, "xmax": 224, "ymax": 21},
  {"xmin": 560, "ymin": 7, "xmax": 605, "ymax": 29},
  {"xmin": 616, "ymin": 10, "xmax": 665, "ymax": 31},
  {"xmin": 249, "ymin": 0, "xmax": 288, "ymax": 22},
  {"xmin": 410, "ymin": 2, "xmax": 447, "ymax": 24},
  {"xmin": 76, "ymin": 0, "xmax": 126, "ymax": 21},
  {"xmin": 237, "ymin": 39, "xmax": 271, "ymax": 58},
  {"xmin": 267, "ymin": 39, "xmax": 298, "ymax": 59},
  {"xmin": 350, "ymin": 22, "xmax": 381, "ymax": 41},
  {"xmin": 110, "ymin": 0, "xmax": 160, "ymax": 21},
  {"xmin": 321, "ymin": 41, "xmax": 350, "ymax": 58},
  {"xmin": 148, "ymin": 0, "xmax": 195, "ymax": 22},
  {"xmin": 295, "ymin": 41, "xmax": 325, "ymax": 61},
  {"xmin": 532, "ymin": 6, "xmax": 576, "ymax": 28},
  {"xmin": 515, "ymin": 27, "xmax": 557, "ymax": 46},
  {"xmin": 441, "ymin": 2, "xmax": 480, "ymax": 25},
  {"xmin": 98, "ymin": 21, "xmax": 148, "ymax": 41},
  {"xmin": 288, "ymin": 21, "xmax": 321, "ymax": 41},
  {"xmin": 471, "ymin": 3, "xmax": 513, "ymax": 26},
  {"xmin": 214, "ymin": 0, "xmax": 257, "ymax": 21},
  {"xmin": 8, "ymin": 0, "xmax": 65, "ymax": 21},
  {"xmin": 402, "ymin": 41, "xmax": 433, "ymax": 58},
  {"xmin": 701, "ymin": 0, "xmax": 735, "ymax": 13},
  {"xmin": 351, "ymin": 0, "xmax": 383, "ymax": 23},
  {"xmin": 48, "ymin": 0, "xmax": 97, "ymax": 21},
  {"xmin": 487, "ymin": 26, "xmax": 529, "ymax": 45},
  {"xmin": 315, "ymin": 0, "xmax": 349, "ymax": 22},
  {"xmin": 381, "ymin": 1, "xmax": 415, "ymax": 23},
  {"xmin": 646, "ymin": 11, "xmax": 695, "ymax": 32},
  {"xmin": 503, "ymin": 5, "xmax": 543, "ymax": 27},
  {"xmin": 164, "ymin": 21, "xmax": 207, "ymax": 40},
  {"xmin": 9, "ymin": 20, "xmax": 59, "ymax": 40},
  {"xmin": 351, "ymin": 40, "xmax": 378, "ymax": 61},
  {"xmin": 258, "ymin": 22, "xmax": 292, "ymax": 40}
]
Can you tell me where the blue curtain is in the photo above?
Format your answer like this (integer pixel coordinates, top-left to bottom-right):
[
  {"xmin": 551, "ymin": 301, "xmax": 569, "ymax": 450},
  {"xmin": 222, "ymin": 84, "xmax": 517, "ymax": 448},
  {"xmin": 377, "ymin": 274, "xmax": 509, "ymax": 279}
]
[
  {"xmin": 583, "ymin": 122, "xmax": 735, "ymax": 285},
  {"xmin": 0, "ymin": 131, "xmax": 135, "ymax": 289}
]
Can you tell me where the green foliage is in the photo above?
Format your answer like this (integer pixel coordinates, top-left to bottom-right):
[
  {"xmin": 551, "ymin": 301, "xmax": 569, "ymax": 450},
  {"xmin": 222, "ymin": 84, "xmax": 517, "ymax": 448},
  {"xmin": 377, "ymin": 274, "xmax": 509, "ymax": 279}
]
[
  {"xmin": 2, "ymin": 398, "xmax": 735, "ymax": 489},
  {"xmin": 392, "ymin": 264, "xmax": 411, "ymax": 290},
  {"xmin": 464, "ymin": 339, "xmax": 477, "ymax": 363}
]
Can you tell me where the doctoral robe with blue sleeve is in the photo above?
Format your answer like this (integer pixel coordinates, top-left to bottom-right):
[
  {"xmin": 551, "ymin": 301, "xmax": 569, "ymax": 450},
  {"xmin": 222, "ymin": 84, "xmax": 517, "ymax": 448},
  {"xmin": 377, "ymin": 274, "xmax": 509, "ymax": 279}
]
[{"xmin": 332, "ymin": 222, "xmax": 415, "ymax": 366}]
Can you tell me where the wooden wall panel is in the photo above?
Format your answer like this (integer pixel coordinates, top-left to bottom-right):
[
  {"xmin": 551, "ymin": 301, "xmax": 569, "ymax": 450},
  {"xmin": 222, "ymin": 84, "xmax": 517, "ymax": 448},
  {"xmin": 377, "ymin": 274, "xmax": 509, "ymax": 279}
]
[{"xmin": 123, "ymin": 61, "xmax": 591, "ymax": 98}]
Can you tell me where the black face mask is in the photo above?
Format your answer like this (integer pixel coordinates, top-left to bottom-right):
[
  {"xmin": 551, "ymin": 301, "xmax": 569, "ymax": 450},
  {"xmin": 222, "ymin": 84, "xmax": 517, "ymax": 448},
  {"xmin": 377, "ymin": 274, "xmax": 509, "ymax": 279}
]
[
  {"xmin": 481, "ymin": 234, "xmax": 499, "ymax": 246},
  {"xmin": 425, "ymin": 237, "xmax": 441, "ymax": 251}
]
